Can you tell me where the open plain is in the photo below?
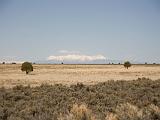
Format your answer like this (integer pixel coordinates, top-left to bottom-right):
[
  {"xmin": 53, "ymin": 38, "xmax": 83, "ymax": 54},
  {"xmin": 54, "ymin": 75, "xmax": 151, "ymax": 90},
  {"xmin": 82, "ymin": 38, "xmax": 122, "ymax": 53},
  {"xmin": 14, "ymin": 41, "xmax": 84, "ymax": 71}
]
[{"xmin": 0, "ymin": 64, "xmax": 160, "ymax": 88}]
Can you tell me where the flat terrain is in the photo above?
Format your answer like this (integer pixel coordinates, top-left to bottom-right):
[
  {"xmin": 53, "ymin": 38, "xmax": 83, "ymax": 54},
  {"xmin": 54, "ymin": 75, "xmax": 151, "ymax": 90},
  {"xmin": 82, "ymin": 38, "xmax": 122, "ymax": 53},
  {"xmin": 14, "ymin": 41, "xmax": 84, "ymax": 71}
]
[
  {"xmin": 0, "ymin": 64, "xmax": 160, "ymax": 88},
  {"xmin": 1, "ymin": 64, "xmax": 160, "ymax": 119}
]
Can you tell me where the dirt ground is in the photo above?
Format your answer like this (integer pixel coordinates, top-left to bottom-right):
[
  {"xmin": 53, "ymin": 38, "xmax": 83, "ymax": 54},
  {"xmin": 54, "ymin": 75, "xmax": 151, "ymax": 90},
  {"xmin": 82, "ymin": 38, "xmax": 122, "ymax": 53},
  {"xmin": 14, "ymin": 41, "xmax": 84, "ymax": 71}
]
[{"xmin": 0, "ymin": 64, "xmax": 160, "ymax": 88}]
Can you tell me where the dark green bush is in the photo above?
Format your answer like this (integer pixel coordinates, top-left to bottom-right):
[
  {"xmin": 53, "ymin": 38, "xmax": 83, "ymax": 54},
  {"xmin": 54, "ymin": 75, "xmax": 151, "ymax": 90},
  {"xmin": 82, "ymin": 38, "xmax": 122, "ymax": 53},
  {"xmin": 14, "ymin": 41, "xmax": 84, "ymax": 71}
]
[
  {"xmin": 21, "ymin": 62, "xmax": 33, "ymax": 74},
  {"xmin": 124, "ymin": 61, "xmax": 131, "ymax": 69}
]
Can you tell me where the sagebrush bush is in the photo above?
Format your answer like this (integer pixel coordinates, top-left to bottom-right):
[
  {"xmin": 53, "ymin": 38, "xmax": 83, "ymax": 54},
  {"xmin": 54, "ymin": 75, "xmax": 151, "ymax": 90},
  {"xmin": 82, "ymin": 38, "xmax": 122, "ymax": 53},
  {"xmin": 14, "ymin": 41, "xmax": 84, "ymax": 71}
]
[
  {"xmin": 71, "ymin": 104, "xmax": 95, "ymax": 120},
  {"xmin": 0, "ymin": 78, "xmax": 160, "ymax": 119},
  {"xmin": 59, "ymin": 104, "xmax": 95, "ymax": 120},
  {"xmin": 105, "ymin": 103, "xmax": 160, "ymax": 120},
  {"xmin": 114, "ymin": 103, "xmax": 142, "ymax": 120},
  {"xmin": 105, "ymin": 112, "xmax": 117, "ymax": 120}
]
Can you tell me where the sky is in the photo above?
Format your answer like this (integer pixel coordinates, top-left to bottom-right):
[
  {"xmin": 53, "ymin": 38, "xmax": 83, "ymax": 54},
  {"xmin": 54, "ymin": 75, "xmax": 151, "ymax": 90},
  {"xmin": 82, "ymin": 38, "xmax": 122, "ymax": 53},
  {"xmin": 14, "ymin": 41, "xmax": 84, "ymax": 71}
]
[{"xmin": 0, "ymin": 0, "xmax": 160, "ymax": 63}]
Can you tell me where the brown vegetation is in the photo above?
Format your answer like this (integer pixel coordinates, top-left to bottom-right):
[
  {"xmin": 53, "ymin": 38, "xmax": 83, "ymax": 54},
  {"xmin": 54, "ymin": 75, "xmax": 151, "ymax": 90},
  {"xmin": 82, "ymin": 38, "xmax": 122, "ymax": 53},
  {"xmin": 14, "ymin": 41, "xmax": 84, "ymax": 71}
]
[{"xmin": 0, "ymin": 78, "xmax": 160, "ymax": 119}]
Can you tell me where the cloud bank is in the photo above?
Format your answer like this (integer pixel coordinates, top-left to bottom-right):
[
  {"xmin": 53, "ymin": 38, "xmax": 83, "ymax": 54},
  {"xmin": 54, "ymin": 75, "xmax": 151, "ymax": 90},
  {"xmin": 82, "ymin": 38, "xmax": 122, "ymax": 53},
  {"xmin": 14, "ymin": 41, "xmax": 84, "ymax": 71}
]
[
  {"xmin": 58, "ymin": 50, "xmax": 80, "ymax": 54},
  {"xmin": 47, "ymin": 54, "xmax": 106, "ymax": 62},
  {"xmin": 0, "ymin": 60, "xmax": 24, "ymax": 64}
]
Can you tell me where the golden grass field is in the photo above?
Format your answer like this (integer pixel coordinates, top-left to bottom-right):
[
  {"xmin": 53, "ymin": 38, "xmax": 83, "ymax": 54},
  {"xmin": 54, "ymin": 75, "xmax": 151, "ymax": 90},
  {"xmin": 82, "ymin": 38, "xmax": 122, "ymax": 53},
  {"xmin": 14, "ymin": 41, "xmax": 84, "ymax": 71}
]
[{"xmin": 0, "ymin": 64, "xmax": 160, "ymax": 88}]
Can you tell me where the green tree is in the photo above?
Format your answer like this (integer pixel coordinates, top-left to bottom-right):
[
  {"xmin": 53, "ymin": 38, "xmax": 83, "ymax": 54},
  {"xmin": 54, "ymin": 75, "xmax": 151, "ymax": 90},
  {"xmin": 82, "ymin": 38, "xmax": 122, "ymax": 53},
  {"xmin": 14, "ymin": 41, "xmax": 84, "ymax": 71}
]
[
  {"xmin": 21, "ymin": 62, "xmax": 33, "ymax": 74},
  {"xmin": 124, "ymin": 61, "xmax": 131, "ymax": 69}
]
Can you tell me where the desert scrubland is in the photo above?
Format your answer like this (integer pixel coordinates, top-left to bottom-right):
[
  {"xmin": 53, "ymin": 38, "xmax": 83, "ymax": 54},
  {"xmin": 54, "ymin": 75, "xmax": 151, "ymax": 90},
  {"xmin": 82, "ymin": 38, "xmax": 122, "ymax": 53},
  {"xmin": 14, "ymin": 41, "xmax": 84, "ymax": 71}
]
[
  {"xmin": 0, "ymin": 64, "xmax": 160, "ymax": 88},
  {"xmin": 0, "ymin": 78, "xmax": 160, "ymax": 120},
  {"xmin": 0, "ymin": 64, "xmax": 160, "ymax": 120}
]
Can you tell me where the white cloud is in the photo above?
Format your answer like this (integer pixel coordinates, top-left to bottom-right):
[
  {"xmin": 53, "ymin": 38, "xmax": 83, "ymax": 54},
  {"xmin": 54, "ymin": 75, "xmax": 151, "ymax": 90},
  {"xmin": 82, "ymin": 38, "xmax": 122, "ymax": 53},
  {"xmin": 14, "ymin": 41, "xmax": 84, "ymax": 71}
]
[
  {"xmin": 47, "ymin": 54, "xmax": 106, "ymax": 62},
  {"xmin": 0, "ymin": 60, "xmax": 24, "ymax": 64},
  {"xmin": 58, "ymin": 50, "xmax": 80, "ymax": 54}
]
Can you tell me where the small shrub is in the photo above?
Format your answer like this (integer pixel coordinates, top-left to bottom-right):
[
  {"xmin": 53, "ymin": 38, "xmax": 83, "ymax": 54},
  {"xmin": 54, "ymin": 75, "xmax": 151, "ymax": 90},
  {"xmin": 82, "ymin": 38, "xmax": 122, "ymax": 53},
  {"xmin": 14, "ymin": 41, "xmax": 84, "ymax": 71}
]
[
  {"xmin": 115, "ymin": 103, "xmax": 142, "ymax": 120},
  {"xmin": 72, "ymin": 104, "xmax": 95, "ymax": 120},
  {"xmin": 124, "ymin": 61, "xmax": 131, "ymax": 69},
  {"xmin": 105, "ymin": 112, "xmax": 117, "ymax": 120},
  {"xmin": 145, "ymin": 105, "xmax": 160, "ymax": 119},
  {"xmin": 21, "ymin": 62, "xmax": 33, "ymax": 74},
  {"xmin": 106, "ymin": 103, "xmax": 160, "ymax": 120},
  {"xmin": 59, "ymin": 104, "xmax": 95, "ymax": 120}
]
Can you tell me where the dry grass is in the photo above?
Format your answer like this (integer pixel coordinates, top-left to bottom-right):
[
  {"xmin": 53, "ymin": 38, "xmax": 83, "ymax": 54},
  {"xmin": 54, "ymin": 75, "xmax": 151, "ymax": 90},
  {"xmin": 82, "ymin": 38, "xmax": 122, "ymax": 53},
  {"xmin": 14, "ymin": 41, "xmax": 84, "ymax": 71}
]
[
  {"xmin": 0, "ymin": 64, "xmax": 160, "ymax": 88},
  {"xmin": 114, "ymin": 103, "xmax": 143, "ymax": 120},
  {"xmin": 59, "ymin": 104, "xmax": 95, "ymax": 120},
  {"xmin": 105, "ymin": 103, "xmax": 160, "ymax": 120},
  {"xmin": 59, "ymin": 103, "xmax": 160, "ymax": 120}
]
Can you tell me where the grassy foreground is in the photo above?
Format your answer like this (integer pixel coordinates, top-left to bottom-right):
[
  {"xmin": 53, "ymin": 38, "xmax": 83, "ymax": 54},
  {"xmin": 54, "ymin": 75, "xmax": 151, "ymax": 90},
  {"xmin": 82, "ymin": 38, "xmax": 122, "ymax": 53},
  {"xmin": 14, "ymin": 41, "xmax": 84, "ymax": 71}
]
[{"xmin": 0, "ymin": 78, "xmax": 160, "ymax": 120}]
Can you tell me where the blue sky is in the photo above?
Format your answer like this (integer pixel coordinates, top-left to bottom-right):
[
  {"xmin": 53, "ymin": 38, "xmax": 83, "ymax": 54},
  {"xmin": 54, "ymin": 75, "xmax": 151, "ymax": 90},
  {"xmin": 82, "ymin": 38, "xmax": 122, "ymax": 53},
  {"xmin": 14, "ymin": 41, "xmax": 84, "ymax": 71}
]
[{"xmin": 0, "ymin": 0, "xmax": 160, "ymax": 63}]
